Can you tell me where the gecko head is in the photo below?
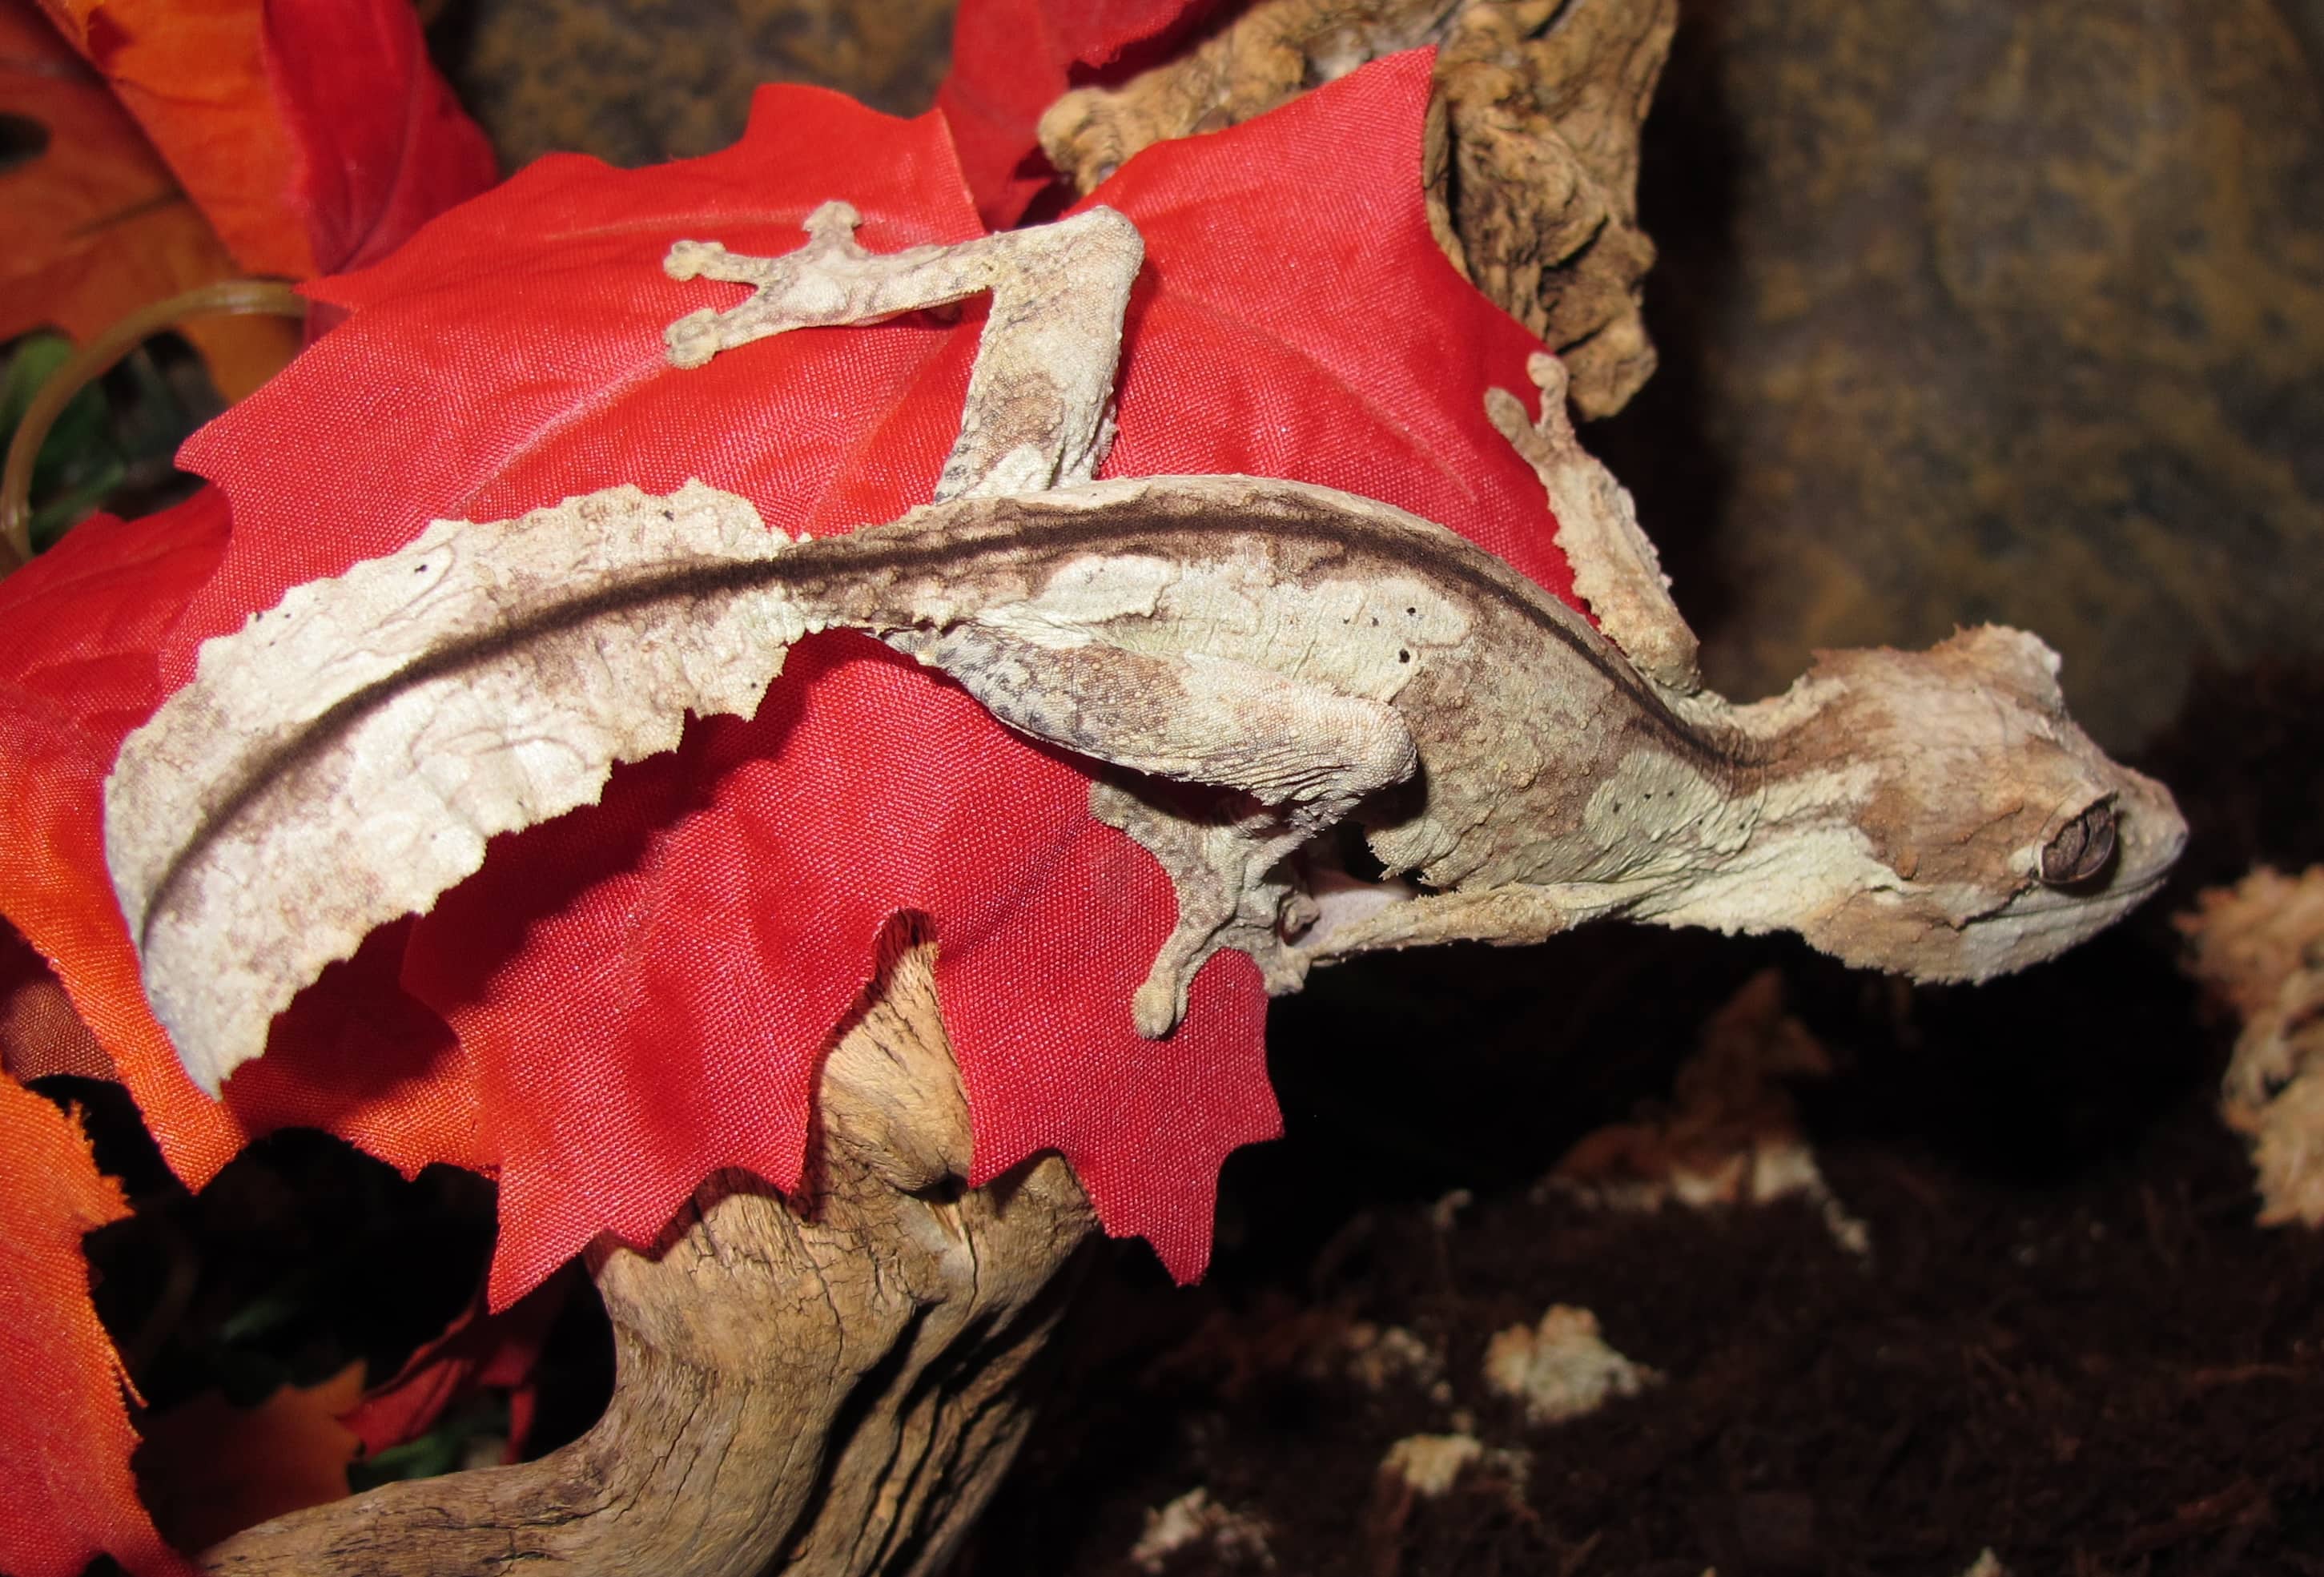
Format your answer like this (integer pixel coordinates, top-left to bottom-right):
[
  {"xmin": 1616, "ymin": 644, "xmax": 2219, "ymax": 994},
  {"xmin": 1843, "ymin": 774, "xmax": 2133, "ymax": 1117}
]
[{"xmin": 1759, "ymin": 626, "xmax": 2186, "ymax": 983}]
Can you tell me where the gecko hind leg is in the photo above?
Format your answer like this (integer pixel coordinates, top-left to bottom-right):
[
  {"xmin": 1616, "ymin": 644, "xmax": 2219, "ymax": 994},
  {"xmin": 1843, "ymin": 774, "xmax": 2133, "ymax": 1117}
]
[
  {"xmin": 887, "ymin": 625, "xmax": 1420, "ymax": 1039},
  {"xmin": 1486, "ymin": 352, "xmax": 1702, "ymax": 696},
  {"xmin": 1091, "ymin": 778, "xmax": 1330, "ymax": 1037}
]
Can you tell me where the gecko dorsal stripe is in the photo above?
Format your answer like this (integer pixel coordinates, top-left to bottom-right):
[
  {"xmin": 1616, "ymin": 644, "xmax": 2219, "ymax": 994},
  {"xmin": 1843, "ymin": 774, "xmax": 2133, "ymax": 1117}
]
[{"xmin": 127, "ymin": 474, "xmax": 1734, "ymax": 961}]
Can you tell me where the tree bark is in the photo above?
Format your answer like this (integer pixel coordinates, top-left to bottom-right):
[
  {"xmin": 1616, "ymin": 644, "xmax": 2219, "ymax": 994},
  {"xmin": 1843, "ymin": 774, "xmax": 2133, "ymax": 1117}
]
[{"xmin": 199, "ymin": 932, "xmax": 1099, "ymax": 1576}]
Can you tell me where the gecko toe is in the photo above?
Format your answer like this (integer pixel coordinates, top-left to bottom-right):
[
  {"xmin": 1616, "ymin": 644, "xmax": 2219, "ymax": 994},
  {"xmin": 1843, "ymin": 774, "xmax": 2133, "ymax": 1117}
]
[{"xmin": 1132, "ymin": 972, "xmax": 1185, "ymax": 1039}]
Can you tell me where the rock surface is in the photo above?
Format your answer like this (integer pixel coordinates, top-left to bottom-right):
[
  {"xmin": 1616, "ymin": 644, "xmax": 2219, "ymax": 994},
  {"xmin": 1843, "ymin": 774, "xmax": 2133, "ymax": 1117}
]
[
  {"xmin": 432, "ymin": 0, "xmax": 955, "ymax": 167},
  {"xmin": 1597, "ymin": 0, "xmax": 2324, "ymax": 747}
]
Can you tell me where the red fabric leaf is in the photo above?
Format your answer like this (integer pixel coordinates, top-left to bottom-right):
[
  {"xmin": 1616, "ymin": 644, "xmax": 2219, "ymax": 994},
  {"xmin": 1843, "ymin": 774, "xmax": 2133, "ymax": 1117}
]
[
  {"xmin": 937, "ymin": 0, "xmax": 1228, "ymax": 227},
  {"xmin": 0, "ymin": 1076, "xmax": 191, "ymax": 1577},
  {"xmin": 158, "ymin": 88, "xmax": 1265, "ymax": 1302},
  {"xmin": 397, "ymin": 636, "xmax": 1273, "ymax": 1303},
  {"xmin": 11, "ymin": 55, "xmax": 1572, "ymax": 1307},
  {"xmin": 1080, "ymin": 50, "xmax": 1578, "ymax": 604},
  {"xmin": 260, "ymin": 0, "xmax": 500, "ymax": 275},
  {"xmin": 0, "ymin": 497, "xmax": 248, "ymax": 1176}
]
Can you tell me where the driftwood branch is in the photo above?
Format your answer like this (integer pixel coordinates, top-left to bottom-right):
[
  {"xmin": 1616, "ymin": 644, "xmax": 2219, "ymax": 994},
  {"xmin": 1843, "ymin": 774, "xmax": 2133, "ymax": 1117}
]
[
  {"xmin": 199, "ymin": 932, "xmax": 1098, "ymax": 1576},
  {"xmin": 1036, "ymin": 0, "xmax": 1676, "ymax": 417}
]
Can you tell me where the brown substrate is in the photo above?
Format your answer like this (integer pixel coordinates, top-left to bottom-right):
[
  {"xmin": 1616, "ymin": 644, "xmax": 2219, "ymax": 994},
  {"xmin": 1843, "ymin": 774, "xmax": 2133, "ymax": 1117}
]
[{"xmin": 955, "ymin": 919, "xmax": 2324, "ymax": 1576}]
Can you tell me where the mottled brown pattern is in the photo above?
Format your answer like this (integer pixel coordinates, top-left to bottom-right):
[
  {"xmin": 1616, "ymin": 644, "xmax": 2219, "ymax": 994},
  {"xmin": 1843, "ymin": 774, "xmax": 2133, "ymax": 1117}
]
[
  {"xmin": 1597, "ymin": 0, "xmax": 2324, "ymax": 750},
  {"xmin": 428, "ymin": 0, "xmax": 955, "ymax": 168}
]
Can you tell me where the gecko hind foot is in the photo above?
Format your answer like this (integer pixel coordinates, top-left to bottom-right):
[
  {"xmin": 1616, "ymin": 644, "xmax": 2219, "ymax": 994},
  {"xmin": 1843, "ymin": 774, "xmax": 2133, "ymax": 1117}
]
[{"xmin": 1092, "ymin": 778, "xmax": 1320, "ymax": 1039}]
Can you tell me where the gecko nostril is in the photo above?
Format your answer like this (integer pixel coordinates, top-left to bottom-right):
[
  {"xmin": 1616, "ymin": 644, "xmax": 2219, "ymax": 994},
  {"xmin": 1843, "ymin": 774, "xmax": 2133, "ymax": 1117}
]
[{"xmin": 2038, "ymin": 802, "xmax": 2117, "ymax": 887}]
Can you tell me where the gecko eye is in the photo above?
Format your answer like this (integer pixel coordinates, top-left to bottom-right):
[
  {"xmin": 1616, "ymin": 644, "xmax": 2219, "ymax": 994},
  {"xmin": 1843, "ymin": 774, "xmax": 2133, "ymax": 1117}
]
[{"xmin": 2037, "ymin": 801, "xmax": 2117, "ymax": 887}]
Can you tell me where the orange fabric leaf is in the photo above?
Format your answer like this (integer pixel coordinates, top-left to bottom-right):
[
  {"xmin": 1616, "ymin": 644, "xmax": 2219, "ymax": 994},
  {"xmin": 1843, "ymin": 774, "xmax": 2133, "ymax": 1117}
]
[
  {"xmin": 133, "ymin": 1362, "xmax": 365, "ymax": 1553},
  {"xmin": 0, "ymin": 0, "xmax": 296, "ymax": 399},
  {"xmin": 0, "ymin": 1076, "xmax": 190, "ymax": 1576},
  {"xmin": 32, "ymin": 0, "xmax": 315, "ymax": 278},
  {"xmin": 31, "ymin": 0, "xmax": 497, "ymax": 283}
]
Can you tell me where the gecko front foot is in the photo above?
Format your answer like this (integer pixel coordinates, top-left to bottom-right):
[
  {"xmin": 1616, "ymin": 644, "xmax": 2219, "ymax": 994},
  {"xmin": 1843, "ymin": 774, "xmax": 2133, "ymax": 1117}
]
[{"xmin": 662, "ymin": 201, "xmax": 1144, "ymax": 501}]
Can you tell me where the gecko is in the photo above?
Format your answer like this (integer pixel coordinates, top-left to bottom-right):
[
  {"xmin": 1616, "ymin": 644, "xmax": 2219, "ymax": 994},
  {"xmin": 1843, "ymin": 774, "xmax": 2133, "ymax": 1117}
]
[{"xmin": 106, "ymin": 203, "xmax": 2187, "ymax": 1094}]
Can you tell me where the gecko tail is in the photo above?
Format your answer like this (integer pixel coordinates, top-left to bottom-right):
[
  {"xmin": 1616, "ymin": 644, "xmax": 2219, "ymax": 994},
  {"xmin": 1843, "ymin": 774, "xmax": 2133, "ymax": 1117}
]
[{"xmin": 106, "ymin": 479, "xmax": 814, "ymax": 1095}]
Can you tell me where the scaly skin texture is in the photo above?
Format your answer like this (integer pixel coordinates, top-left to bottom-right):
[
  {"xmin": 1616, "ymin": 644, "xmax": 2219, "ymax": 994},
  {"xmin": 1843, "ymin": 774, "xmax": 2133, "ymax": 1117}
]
[{"xmin": 108, "ymin": 205, "xmax": 2185, "ymax": 1094}]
